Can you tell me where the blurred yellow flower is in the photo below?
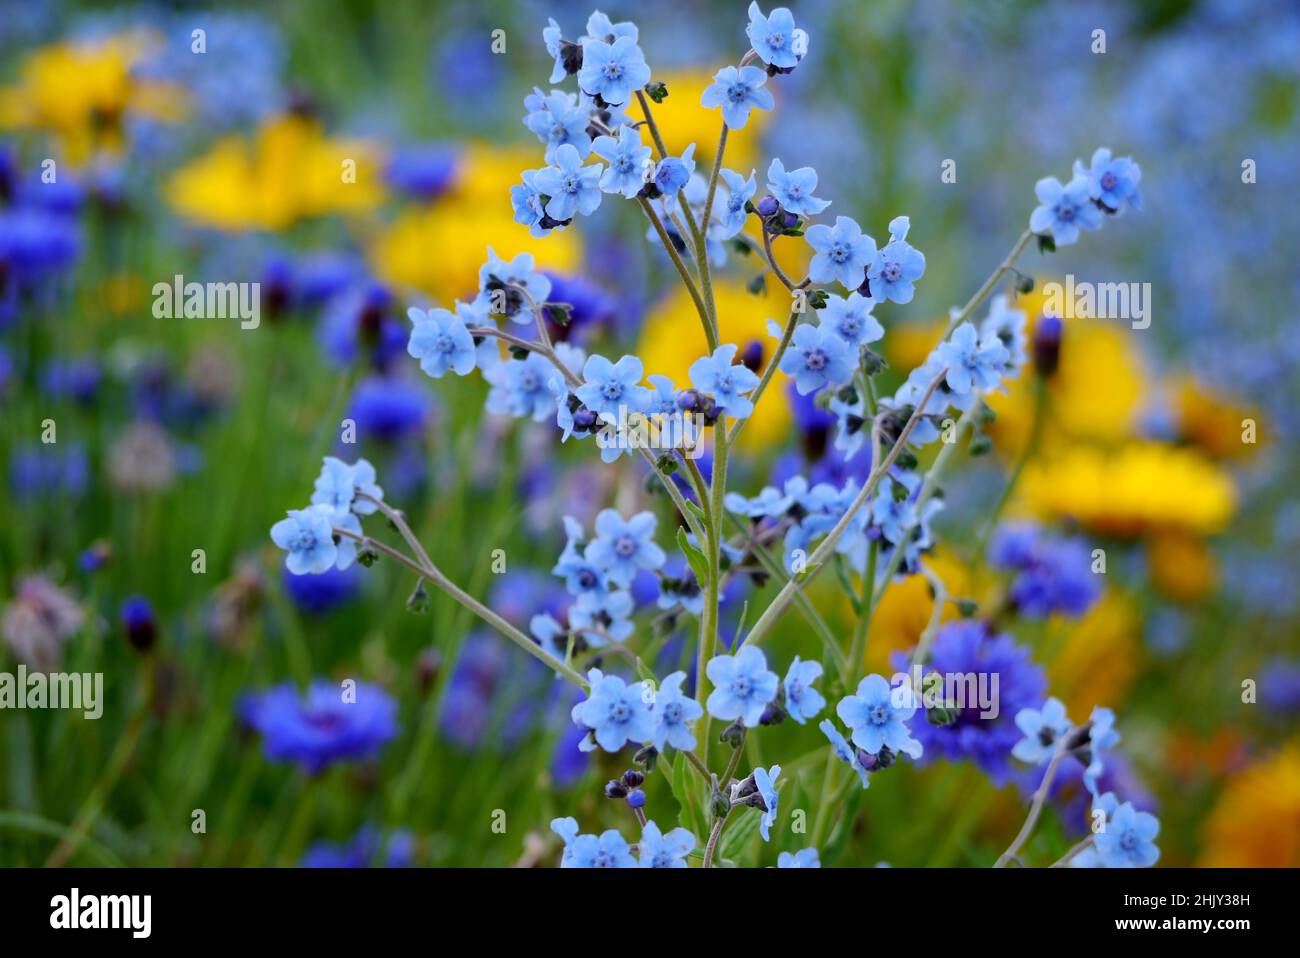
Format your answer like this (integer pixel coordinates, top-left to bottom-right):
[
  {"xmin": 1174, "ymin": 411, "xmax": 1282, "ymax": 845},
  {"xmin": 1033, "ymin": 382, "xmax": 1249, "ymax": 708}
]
[
  {"xmin": 637, "ymin": 71, "xmax": 767, "ymax": 171},
  {"xmin": 1146, "ymin": 529, "xmax": 1218, "ymax": 603},
  {"xmin": 638, "ymin": 280, "xmax": 790, "ymax": 451},
  {"xmin": 1173, "ymin": 376, "xmax": 1264, "ymax": 461},
  {"xmin": 0, "ymin": 33, "xmax": 184, "ymax": 164},
  {"xmin": 864, "ymin": 550, "xmax": 972, "ymax": 672},
  {"xmin": 1199, "ymin": 744, "xmax": 1300, "ymax": 867},
  {"xmin": 882, "ymin": 319, "xmax": 944, "ymax": 377},
  {"xmin": 1018, "ymin": 442, "xmax": 1236, "ymax": 537},
  {"xmin": 1045, "ymin": 591, "xmax": 1140, "ymax": 717},
  {"xmin": 166, "ymin": 115, "xmax": 383, "ymax": 231},
  {"xmin": 371, "ymin": 144, "xmax": 580, "ymax": 303}
]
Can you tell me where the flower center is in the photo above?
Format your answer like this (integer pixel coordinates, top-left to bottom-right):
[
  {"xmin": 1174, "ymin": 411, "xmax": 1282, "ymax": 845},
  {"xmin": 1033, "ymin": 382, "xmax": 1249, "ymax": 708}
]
[
  {"xmin": 869, "ymin": 704, "xmax": 888, "ymax": 725},
  {"xmin": 883, "ymin": 261, "xmax": 902, "ymax": 282},
  {"xmin": 434, "ymin": 334, "xmax": 454, "ymax": 354},
  {"xmin": 1101, "ymin": 171, "xmax": 1117, "ymax": 190},
  {"xmin": 767, "ymin": 30, "xmax": 786, "ymax": 48},
  {"xmin": 614, "ymin": 534, "xmax": 637, "ymax": 557},
  {"xmin": 829, "ymin": 242, "xmax": 849, "ymax": 264},
  {"xmin": 805, "ymin": 348, "xmax": 827, "ymax": 371}
]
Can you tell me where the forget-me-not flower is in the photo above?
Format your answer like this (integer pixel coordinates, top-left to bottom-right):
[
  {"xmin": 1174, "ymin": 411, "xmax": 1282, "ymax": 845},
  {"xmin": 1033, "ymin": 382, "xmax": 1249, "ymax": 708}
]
[
  {"xmin": 571, "ymin": 668, "xmax": 656, "ymax": 752},
  {"xmin": 550, "ymin": 817, "xmax": 637, "ymax": 868},
  {"xmin": 836, "ymin": 674, "xmax": 923, "ymax": 758},
  {"xmin": 706, "ymin": 645, "xmax": 779, "ymax": 727},
  {"xmin": 688, "ymin": 343, "xmax": 761, "ymax": 418},
  {"xmin": 406, "ymin": 307, "xmax": 476, "ymax": 378},
  {"xmin": 716, "ymin": 168, "xmax": 756, "ymax": 239},
  {"xmin": 746, "ymin": 3, "xmax": 809, "ymax": 70},
  {"xmin": 1011, "ymin": 697, "xmax": 1073, "ymax": 765},
  {"xmin": 935, "ymin": 322, "xmax": 1010, "ymax": 395},
  {"xmin": 701, "ymin": 65, "xmax": 774, "ymax": 130},
  {"xmin": 585, "ymin": 508, "xmax": 666, "ymax": 586},
  {"xmin": 979, "ymin": 294, "xmax": 1028, "ymax": 374},
  {"xmin": 533, "ymin": 143, "xmax": 603, "ymax": 221},
  {"xmin": 866, "ymin": 216, "xmax": 926, "ymax": 304},
  {"xmin": 592, "ymin": 126, "xmax": 652, "ymax": 198},
  {"xmin": 783, "ymin": 655, "xmax": 825, "ymax": 724},
  {"xmin": 575, "ymin": 353, "xmax": 651, "ymax": 422},
  {"xmin": 1080, "ymin": 147, "xmax": 1141, "ymax": 214},
  {"xmin": 522, "ymin": 89, "xmax": 593, "ymax": 164},
  {"xmin": 1092, "ymin": 793, "xmax": 1160, "ymax": 868},
  {"xmin": 778, "ymin": 322, "xmax": 855, "ymax": 395},
  {"xmin": 652, "ymin": 143, "xmax": 696, "ymax": 209},
  {"xmin": 484, "ymin": 351, "xmax": 557, "ymax": 421},
  {"xmin": 754, "ymin": 764, "xmax": 782, "ymax": 841},
  {"xmin": 820, "ymin": 719, "xmax": 871, "ymax": 788},
  {"xmin": 650, "ymin": 670, "xmax": 703, "ymax": 752},
  {"xmin": 766, "ymin": 158, "xmax": 829, "ymax": 216},
  {"xmin": 778, "ymin": 847, "xmax": 821, "ymax": 867},
  {"xmin": 478, "ymin": 248, "xmax": 552, "ymax": 325},
  {"xmin": 510, "ymin": 169, "xmax": 552, "ymax": 237},
  {"xmin": 1029, "ymin": 174, "xmax": 1103, "ymax": 246},
  {"xmin": 577, "ymin": 35, "xmax": 651, "ymax": 107},
  {"xmin": 271, "ymin": 505, "xmax": 340, "ymax": 575},
  {"xmin": 311, "ymin": 456, "xmax": 383, "ymax": 517},
  {"xmin": 638, "ymin": 820, "xmax": 695, "ymax": 867},
  {"xmin": 818, "ymin": 292, "xmax": 883, "ymax": 351},
  {"xmin": 805, "ymin": 215, "xmax": 876, "ymax": 288}
]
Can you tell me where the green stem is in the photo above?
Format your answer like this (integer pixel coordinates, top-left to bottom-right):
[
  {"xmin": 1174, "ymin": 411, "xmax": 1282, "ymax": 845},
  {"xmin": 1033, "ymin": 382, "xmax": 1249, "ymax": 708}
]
[{"xmin": 943, "ymin": 228, "xmax": 1034, "ymax": 337}]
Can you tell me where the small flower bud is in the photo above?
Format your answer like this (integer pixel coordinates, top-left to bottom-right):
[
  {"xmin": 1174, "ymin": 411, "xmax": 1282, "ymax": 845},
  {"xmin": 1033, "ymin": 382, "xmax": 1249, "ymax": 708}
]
[
  {"xmin": 1032, "ymin": 316, "xmax": 1063, "ymax": 377},
  {"xmin": 756, "ymin": 195, "xmax": 779, "ymax": 217},
  {"xmin": 634, "ymin": 744, "xmax": 659, "ymax": 771},
  {"xmin": 604, "ymin": 779, "xmax": 629, "ymax": 800},
  {"xmin": 623, "ymin": 769, "xmax": 645, "ymax": 788},
  {"xmin": 719, "ymin": 719, "xmax": 745, "ymax": 749},
  {"xmin": 626, "ymin": 788, "xmax": 647, "ymax": 809}
]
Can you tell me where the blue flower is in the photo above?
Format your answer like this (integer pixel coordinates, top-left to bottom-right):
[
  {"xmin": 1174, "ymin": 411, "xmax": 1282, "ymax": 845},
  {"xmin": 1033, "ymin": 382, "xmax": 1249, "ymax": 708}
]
[
  {"xmin": 511, "ymin": 169, "xmax": 552, "ymax": 236},
  {"xmin": 485, "ymin": 352, "xmax": 557, "ymax": 421},
  {"xmin": 716, "ymin": 168, "xmax": 756, "ymax": 239},
  {"xmin": 584, "ymin": 508, "xmax": 666, "ymax": 587},
  {"xmin": 818, "ymin": 292, "xmax": 883, "ymax": 351},
  {"xmin": 866, "ymin": 216, "xmax": 926, "ymax": 304},
  {"xmin": 577, "ymin": 35, "xmax": 652, "ymax": 107},
  {"xmin": 935, "ymin": 321, "xmax": 1009, "ymax": 395},
  {"xmin": 652, "ymin": 143, "xmax": 696, "ymax": 209},
  {"xmin": 778, "ymin": 322, "xmax": 855, "ymax": 395},
  {"xmin": 778, "ymin": 847, "xmax": 821, "ymax": 868},
  {"xmin": 1080, "ymin": 147, "xmax": 1141, "ymax": 214},
  {"xmin": 746, "ymin": 3, "xmax": 809, "ymax": 70},
  {"xmin": 406, "ymin": 307, "xmax": 476, "ymax": 378},
  {"xmin": 552, "ymin": 541, "xmax": 609, "ymax": 607},
  {"xmin": 689, "ymin": 343, "xmax": 761, "ymax": 418},
  {"xmin": 575, "ymin": 353, "xmax": 651, "ymax": 422},
  {"xmin": 542, "ymin": 18, "xmax": 568, "ymax": 83},
  {"xmin": 550, "ymin": 817, "xmax": 637, "ymax": 868},
  {"xmin": 569, "ymin": 589, "xmax": 636, "ymax": 644},
  {"xmin": 311, "ymin": 456, "xmax": 383, "ymax": 517},
  {"xmin": 783, "ymin": 655, "xmax": 825, "ymax": 724},
  {"xmin": 1011, "ymin": 697, "xmax": 1073, "ymax": 765},
  {"xmin": 533, "ymin": 143, "xmax": 603, "ymax": 221},
  {"xmin": 1092, "ymin": 793, "xmax": 1160, "ymax": 868},
  {"xmin": 1083, "ymin": 705, "xmax": 1120, "ymax": 794},
  {"xmin": 989, "ymin": 524, "xmax": 1101, "ymax": 619},
  {"xmin": 346, "ymin": 375, "xmax": 433, "ymax": 441},
  {"xmin": 585, "ymin": 10, "xmax": 639, "ymax": 43},
  {"xmin": 384, "ymin": 144, "xmax": 457, "ymax": 202},
  {"xmin": 979, "ymin": 294, "xmax": 1028, "ymax": 374},
  {"xmin": 820, "ymin": 719, "xmax": 871, "ymax": 788},
  {"xmin": 650, "ymin": 670, "xmax": 703, "ymax": 751},
  {"xmin": 271, "ymin": 505, "xmax": 340, "ymax": 575},
  {"xmin": 478, "ymin": 248, "xmax": 553, "ymax": 325},
  {"xmin": 571, "ymin": 668, "xmax": 656, "ymax": 752},
  {"xmin": 766, "ymin": 158, "xmax": 829, "ymax": 216},
  {"xmin": 725, "ymin": 484, "xmax": 794, "ymax": 519},
  {"xmin": 638, "ymin": 820, "xmax": 695, "ymax": 867},
  {"xmin": 592, "ymin": 126, "xmax": 652, "ymax": 198},
  {"xmin": 836, "ymin": 674, "xmax": 923, "ymax": 759},
  {"xmin": 805, "ymin": 215, "xmax": 876, "ymax": 288},
  {"xmin": 284, "ymin": 565, "xmax": 362, "ymax": 615},
  {"xmin": 239, "ymin": 679, "xmax": 398, "ymax": 773},
  {"xmin": 701, "ymin": 65, "xmax": 774, "ymax": 130},
  {"xmin": 522, "ymin": 88, "xmax": 593, "ymax": 164},
  {"xmin": 1029, "ymin": 174, "xmax": 1103, "ymax": 246},
  {"xmin": 706, "ymin": 645, "xmax": 779, "ymax": 727},
  {"xmin": 753, "ymin": 764, "xmax": 782, "ymax": 841},
  {"xmin": 301, "ymin": 826, "xmax": 415, "ymax": 868}
]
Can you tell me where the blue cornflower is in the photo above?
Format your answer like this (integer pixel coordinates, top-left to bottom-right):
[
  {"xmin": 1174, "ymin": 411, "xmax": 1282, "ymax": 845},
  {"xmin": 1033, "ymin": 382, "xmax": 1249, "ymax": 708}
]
[
  {"xmin": 650, "ymin": 670, "xmax": 703, "ymax": 751},
  {"xmin": 706, "ymin": 645, "xmax": 779, "ymax": 727},
  {"xmin": 1080, "ymin": 147, "xmax": 1141, "ymax": 214},
  {"xmin": 836, "ymin": 674, "xmax": 923, "ymax": 759},
  {"xmin": 1092, "ymin": 793, "xmax": 1160, "ymax": 868},
  {"xmin": 239, "ymin": 679, "xmax": 398, "ymax": 774},
  {"xmin": 783, "ymin": 655, "xmax": 825, "ymax": 724},
  {"xmin": 270, "ymin": 505, "xmax": 340, "ymax": 575},
  {"xmin": 1011, "ymin": 697, "xmax": 1073, "ymax": 765},
  {"xmin": 346, "ymin": 375, "xmax": 432, "ymax": 442},
  {"xmin": 753, "ymin": 764, "xmax": 782, "ymax": 841},
  {"xmin": 510, "ymin": 169, "xmax": 551, "ymax": 237},
  {"xmin": 592, "ymin": 126, "xmax": 652, "ymax": 198},
  {"xmin": 805, "ymin": 215, "xmax": 876, "ymax": 288},
  {"xmin": 652, "ymin": 143, "xmax": 696, "ymax": 209},
  {"xmin": 746, "ymin": 3, "xmax": 809, "ymax": 70},
  {"xmin": 820, "ymin": 719, "xmax": 871, "ymax": 788},
  {"xmin": 818, "ymin": 292, "xmax": 883, "ymax": 351},
  {"xmin": 301, "ymin": 826, "xmax": 415, "ymax": 868},
  {"xmin": 406, "ymin": 307, "xmax": 476, "ymax": 378},
  {"xmin": 688, "ymin": 343, "xmax": 761, "ymax": 418},
  {"xmin": 484, "ymin": 352, "xmax": 556, "ymax": 421},
  {"xmin": 778, "ymin": 848, "xmax": 821, "ymax": 868},
  {"xmin": 766, "ymin": 158, "xmax": 829, "ymax": 216},
  {"xmin": 990, "ymin": 525, "xmax": 1101, "ymax": 619},
  {"xmin": 311, "ymin": 456, "xmax": 383, "ymax": 517},
  {"xmin": 577, "ymin": 35, "xmax": 651, "ymax": 107},
  {"xmin": 778, "ymin": 322, "xmax": 855, "ymax": 395},
  {"xmin": 979, "ymin": 294, "xmax": 1029, "ymax": 375},
  {"xmin": 550, "ymin": 817, "xmax": 637, "ymax": 868},
  {"xmin": 638, "ymin": 820, "xmax": 695, "ymax": 868},
  {"xmin": 571, "ymin": 668, "xmax": 656, "ymax": 752},
  {"xmin": 575, "ymin": 353, "xmax": 651, "ymax": 422},
  {"xmin": 584, "ymin": 508, "xmax": 666, "ymax": 586},
  {"xmin": 717, "ymin": 168, "xmax": 757, "ymax": 239},
  {"xmin": 701, "ymin": 65, "xmax": 774, "ymax": 130},
  {"xmin": 533, "ymin": 143, "xmax": 603, "ymax": 222},
  {"xmin": 935, "ymin": 322, "xmax": 1009, "ymax": 395},
  {"xmin": 522, "ymin": 88, "xmax": 593, "ymax": 163},
  {"xmin": 478, "ymin": 248, "xmax": 553, "ymax": 325},
  {"xmin": 866, "ymin": 216, "xmax": 926, "ymax": 304},
  {"xmin": 1029, "ymin": 174, "xmax": 1103, "ymax": 246},
  {"xmin": 284, "ymin": 565, "xmax": 362, "ymax": 616}
]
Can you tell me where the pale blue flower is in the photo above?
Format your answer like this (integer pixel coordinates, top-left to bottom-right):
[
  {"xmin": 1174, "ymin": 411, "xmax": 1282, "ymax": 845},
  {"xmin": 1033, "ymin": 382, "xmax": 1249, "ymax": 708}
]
[
  {"xmin": 754, "ymin": 764, "xmax": 782, "ymax": 841},
  {"xmin": 533, "ymin": 143, "xmax": 603, "ymax": 221},
  {"xmin": 270, "ymin": 504, "xmax": 339, "ymax": 575},
  {"xmin": 836, "ymin": 674, "xmax": 923, "ymax": 758},
  {"xmin": 478, "ymin": 248, "xmax": 552, "ymax": 325},
  {"xmin": 935, "ymin": 321, "xmax": 1010, "ymax": 395},
  {"xmin": 778, "ymin": 322, "xmax": 855, "ymax": 395},
  {"xmin": 510, "ymin": 169, "xmax": 552, "ymax": 237},
  {"xmin": 979, "ymin": 294, "xmax": 1028, "ymax": 374},
  {"xmin": 706, "ymin": 645, "xmax": 779, "ymax": 727},
  {"xmin": 724, "ymin": 484, "xmax": 794, "ymax": 519},
  {"xmin": 569, "ymin": 589, "xmax": 636, "ymax": 645},
  {"xmin": 1093, "ymin": 794, "xmax": 1160, "ymax": 868},
  {"xmin": 688, "ymin": 343, "xmax": 761, "ymax": 418},
  {"xmin": 766, "ymin": 157, "xmax": 829, "ymax": 216},
  {"xmin": 1011, "ymin": 697, "xmax": 1073, "ymax": 764},
  {"xmin": 310, "ymin": 456, "xmax": 383, "ymax": 517},
  {"xmin": 484, "ymin": 351, "xmax": 556, "ymax": 421},
  {"xmin": 585, "ymin": 508, "xmax": 666, "ymax": 587},
  {"xmin": 1080, "ymin": 147, "xmax": 1141, "ymax": 214},
  {"xmin": 650, "ymin": 670, "xmax": 703, "ymax": 752},
  {"xmin": 542, "ymin": 18, "xmax": 567, "ymax": 83},
  {"xmin": 1083, "ymin": 705, "xmax": 1120, "ymax": 794},
  {"xmin": 571, "ymin": 667, "xmax": 656, "ymax": 752},
  {"xmin": 585, "ymin": 10, "xmax": 638, "ymax": 43},
  {"xmin": 820, "ymin": 719, "xmax": 870, "ymax": 788},
  {"xmin": 818, "ymin": 292, "xmax": 883, "ymax": 350},
  {"xmin": 653, "ymin": 143, "xmax": 696, "ymax": 209},
  {"xmin": 550, "ymin": 817, "xmax": 637, "ymax": 868},
  {"xmin": 778, "ymin": 848, "xmax": 820, "ymax": 867},
  {"xmin": 805, "ymin": 215, "xmax": 876, "ymax": 288},
  {"xmin": 406, "ymin": 307, "xmax": 476, "ymax": 378},
  {"xmin": 783, "ymin": 655, "xmax": 825, "ymax": 724},
  {"xmin": 575, "ymin": 353, "xmax": 651, "ymax": 422},
  {"xmin": 746, "ymin": 3, "xmax": 808, "ymax": 70},
  {"xmin": 701, "ymin": 65, "xmax": 774, "ymax": 130},
  {"xmin": 716, "ymin": 168, "xmax": 756, "ymax": 239},
  {"xmin": 577, "ymin": 35, "xmax": 651, "ymax": 107},
  {"xmin": 638, "ymin": 820, "xmax": 695, "ymax": 868},
  {"xmin": 1029, "ymin": 174, "xmax": 1103, "ymax": 246},
  {"xmin": 866, "ymin": 216, "xmax": 925, "ymax": 304},
  {"xmin": 522, "ymin": 89, "xmax": 592, "ymax": 164},
  {"xmin": 592, "ymin": 126, "xmax": 652, "ymax": 198}
]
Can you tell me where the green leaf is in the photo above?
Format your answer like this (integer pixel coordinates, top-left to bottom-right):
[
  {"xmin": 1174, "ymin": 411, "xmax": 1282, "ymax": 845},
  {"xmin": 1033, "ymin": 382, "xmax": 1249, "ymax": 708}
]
[
  {"xmin": 718, "ymin": 805, "xmax": 762, "ymax": 863},
  {"xmin": 677, "ymin": 526, "xmax": 710, "ymax": 586},
  {"xmin": 682, "ymin": 498, "xmax": 707, "ymax": 527}
]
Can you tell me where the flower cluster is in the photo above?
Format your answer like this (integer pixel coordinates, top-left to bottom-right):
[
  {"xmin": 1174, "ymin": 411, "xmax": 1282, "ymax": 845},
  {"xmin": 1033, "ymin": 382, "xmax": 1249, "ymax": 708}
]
[{"xmin": 270, "ymin": 457, "xmax": 383, "ymax": 575}]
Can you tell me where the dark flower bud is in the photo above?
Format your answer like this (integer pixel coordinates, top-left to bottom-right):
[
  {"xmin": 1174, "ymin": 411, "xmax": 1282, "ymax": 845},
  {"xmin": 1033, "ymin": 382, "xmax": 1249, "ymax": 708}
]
[
  {"xmin": 623, "ymin": 769, "xmax": 645, "ymax": 788},
  {"xmin": 573, "ymin": 407, "xmax": 598, "ymax": 430},
  {"xmin": 416, "ymin": 647, "xmax": 441, "ymax": 694},
  {"xmin": 926, "ymin": 704, "xmax": 959, "ymax": 727},
  {"xmin": 644, "ymin": 81, "xmax": 669, "ymax": 103},
  {"xmin": 1032, "ymin": 316, "xmax": 1063, "ymax": 377},
  {"xmin": 968, "ymin": 434, "xmax": 993, "ymax": 456},
  {"xmin": 740, "ymin": 340, "xmax": 765, "ymax": 372},
  {"xmin": 121, "ymin": 596, "xmax": 158, "ymax": 653},
  {"xmin": 856, "ymin": 274, "xmax": 873, "ymax": 298},
  {"xmin": 759, "ymin": 702, "xmax": 787, "ymax": 726},
  {"xmin": 712, "ymin": 784, "xmax": 732, "ymax": 818},
  {"xmin": 358, "ymin": 545, "xmax": 379, "ymax": 567},
  {"xmin": 406, "ymin": 581, "xmax": 430, "ymax": 614},
  {"xmin": 560, "ymin": 40, "xmax": 583, "ymax": 75},
  {"xmin": 634, "ymin": 744, "xmax": 659, "ymax": 771},
  {"xmin": 604, "ymin": 779, "xmax": 629, "ymax": 799},
  {"xmin": 860, "ymin": 348, "xmax": 888, "ymax": 376},
  {"xmin": 756, "ymin": 195, "xmax": 779, "ymax": 217},
  {"xmin": 676, "ymin": 388, "xmax": 701, "ymax": 411},
  {"xmin": 719, "ymin": 720, "xmax": 745, "ymax": 749},
  {"xmin": 626, "ymin": 788, "xmax": 647, "ymax": 809}
]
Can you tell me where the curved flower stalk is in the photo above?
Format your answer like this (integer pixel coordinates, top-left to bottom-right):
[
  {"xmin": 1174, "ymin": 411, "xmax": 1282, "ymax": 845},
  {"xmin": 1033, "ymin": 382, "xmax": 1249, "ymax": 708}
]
[{"xmin": 269, "ymin": 4, "xmax": 1153, "ymax": 869}]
